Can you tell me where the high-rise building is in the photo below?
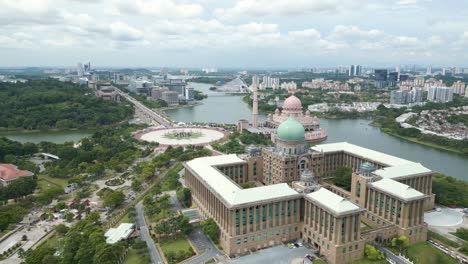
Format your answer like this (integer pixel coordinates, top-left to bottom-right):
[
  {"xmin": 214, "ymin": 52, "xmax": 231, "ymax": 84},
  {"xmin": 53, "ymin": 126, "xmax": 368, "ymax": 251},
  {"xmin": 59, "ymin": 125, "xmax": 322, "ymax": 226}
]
[
  {"xmin": 348, "ymin": 65, "xmax": 362, "ymax": 76},
  {"xmin": 399, "ymin": 74, "xmax": 409, "ymax": 82},
  {"xmin": 428, "ymin": 86, "xmax": 453, "ymax": 103},
  {"xmin": 374, "ymin": 69, "xmax": 388, "ymax": 88},
  {"xmin": 413, "ymin": 77, "xmax": 425, "ymax": 87},
  {"xmin": 451, "ymin": 81, "xmax": 466, "ymax": 95},
  {"xmin": 260, "ymin": 76, "xmax": 280, "ymax": 89},
  {"xmin": 388, "ymin": 72, "xmax": 398, "ymax": 87},
  {"xmin": 161, "ymin": 90, "xmax": 179, "ymax": 106},
  {"xmin": 76, "ymin": 62, "xmax": 84, "ymax": 77},
  {"xmin": 390, "ymin": 90, "xmax": 408, "ymax": 104},
  {"xmin": 426, "ymin": 65, "xmax": 432, "ymax": 75},
  {"xmin": 185, "ymin": 87, "xmax": 195, "ymax": 101},
  {"xmin": 411, "ymin": 88, "xmax": 423, "ymax": 103},
  {"xmin": 252, "ymin": 75, "xmax": 259, "ymax": 88}
]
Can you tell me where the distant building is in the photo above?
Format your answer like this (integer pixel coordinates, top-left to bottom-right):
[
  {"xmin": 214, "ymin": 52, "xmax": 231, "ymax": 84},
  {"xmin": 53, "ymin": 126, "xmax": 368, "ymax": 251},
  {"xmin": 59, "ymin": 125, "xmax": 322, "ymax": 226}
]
[
  {"xmin": 151, "ymin": 87, "xmax": 169, "ymax": 100},
  {"xmin": 252, "ymin": 75, "xmax": 260, "ymax": 87},
  {"xmin": 0, "ymin": 164, "xmax": 34, "ymax": 186},
  {"xmin": 260, "ymin": 76, "xmax": 280, "ymax": 90},
  {"xmin": 391, "ymin": 89, "xmax": 422, "ymax": 105},
  {"xmin": 163, "ymin": 79, "xmax": 186, "ymax": 96},
  {"xmin": 426, "ymin": 65, "xmax": 432, "ymax": 75},
  {"xmin": 428, "ymin": 86, "xmax": 453, "ymax": 103},
  {"xmin": 399, "ymin": 74, "xmax": 409, "ymax": 82},
  {"xmin": 348, "ymin": 65, "xmax": 362, "ymax": 76},
  {"xmin": 96, "ymin": 86, "xmax": 120, "ymax": 102},
  {"xmin": 413, "ymin": 77, "xmax": 425, "ymax": 87},
  {"xmin": 129, "ymin": 79, "xmax": 154, "ymax": 96},
  {"xmin": 280, "ymin": 81, "xmax": 297, "ymax": 90},
  {"xmin": 185, "ymin": 87, "xmax": 195, "ymax": 101},
  {"xmin": 161, "ymin": 90, "xmax": 179, "ymax": 106},
  {"xmin": 388, "ymin": 72, "xmax": 398, "ymax": 87},
  {"xmin": 374, "ymin": 69, "xmax": 388, "ymax": 88},
  {"xmin": 451, "ymin": 81, "xmax": 466, "ymax": 95}
]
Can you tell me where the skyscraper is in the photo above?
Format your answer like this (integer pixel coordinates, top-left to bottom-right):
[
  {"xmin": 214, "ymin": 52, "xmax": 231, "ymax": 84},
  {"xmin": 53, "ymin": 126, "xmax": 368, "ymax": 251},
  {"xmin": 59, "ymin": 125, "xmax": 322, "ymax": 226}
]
[
  {"xmin": 426, "ymin": 65, "xmax": 432, "ymax": 75},
  {"xmin": 388, "ymin": 72, "xmax": 398, "ymax": 87},
  {"xmin": 348, "ymin": 65, "xmax": 362, "ymax": 76},
  {"xmin": 374, "ymin": 69, "xmax": 388, "ymax": 88},
  {"xmin": 428, "ymin": 86, "xmax": 453, "ymax": 103}
]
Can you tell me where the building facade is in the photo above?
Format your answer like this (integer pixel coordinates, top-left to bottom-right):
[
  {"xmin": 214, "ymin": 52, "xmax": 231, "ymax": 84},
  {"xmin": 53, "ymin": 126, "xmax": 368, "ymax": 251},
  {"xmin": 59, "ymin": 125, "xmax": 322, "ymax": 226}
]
[{"xmin": 184, "ymin": 117, "xmax": 433, "ymax": 264}]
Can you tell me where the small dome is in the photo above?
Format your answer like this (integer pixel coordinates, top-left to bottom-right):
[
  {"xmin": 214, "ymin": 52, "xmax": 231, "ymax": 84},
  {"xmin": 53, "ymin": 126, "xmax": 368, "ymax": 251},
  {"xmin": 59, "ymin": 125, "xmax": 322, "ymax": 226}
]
[
  {"xmin": 283, "ymin": 95, "xmax": 302, "ymax": 109},
  {"xmin": 360, "ymin": 162, "xmax": 375, "ymax": 173},
  {"xmin": 277, "ymin": 116, "xmax": 305, "ymax": 141}
]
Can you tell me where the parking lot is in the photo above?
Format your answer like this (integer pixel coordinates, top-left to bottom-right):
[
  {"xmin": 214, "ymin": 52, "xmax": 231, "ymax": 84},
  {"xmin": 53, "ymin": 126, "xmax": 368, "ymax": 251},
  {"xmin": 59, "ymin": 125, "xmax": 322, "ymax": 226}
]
[{"xmin": 220, "ymin": 245, "xmax": 315, "ymax": 264}]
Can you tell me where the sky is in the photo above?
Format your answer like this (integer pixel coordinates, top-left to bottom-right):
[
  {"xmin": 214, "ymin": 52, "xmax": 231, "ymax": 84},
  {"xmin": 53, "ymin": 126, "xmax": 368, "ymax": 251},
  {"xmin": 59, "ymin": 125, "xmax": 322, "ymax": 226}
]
[{"xmin": 1, "ymin": 0, "xmax": 468, "ymax": 68}]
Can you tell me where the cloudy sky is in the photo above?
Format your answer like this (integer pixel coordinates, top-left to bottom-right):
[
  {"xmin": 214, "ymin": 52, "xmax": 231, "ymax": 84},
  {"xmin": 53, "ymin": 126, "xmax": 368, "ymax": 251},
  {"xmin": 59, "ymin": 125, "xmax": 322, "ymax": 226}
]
[{"xmin": 1, "ymin": 0, "xmax": 467, "ymax": 68}]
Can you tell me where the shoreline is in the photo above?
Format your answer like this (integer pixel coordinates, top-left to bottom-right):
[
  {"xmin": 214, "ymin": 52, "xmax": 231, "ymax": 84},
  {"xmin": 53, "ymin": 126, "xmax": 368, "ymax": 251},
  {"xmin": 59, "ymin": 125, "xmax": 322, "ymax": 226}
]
[{"xmin": 382, "ymin": 130, "xmax": 465, "ymax": 156}]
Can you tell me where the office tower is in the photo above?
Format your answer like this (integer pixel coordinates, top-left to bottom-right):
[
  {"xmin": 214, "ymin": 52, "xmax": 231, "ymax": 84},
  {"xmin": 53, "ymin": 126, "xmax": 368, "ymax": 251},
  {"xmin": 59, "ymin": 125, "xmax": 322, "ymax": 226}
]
[
  {"xmin": 399, "ymin": 74, "xmax": 409, "ymax": 81},
  {"xmin": 77, "ymin": 62, "xmax": 84, "ymax": 77},
  {"xmin": 374, "ymin": 69, "xmax": 388, "ymax": 88},
  {"xmin": 185, "ymin": 87, "xmax": 195, "ymax": 101},
  {"xmin": 388, "ymin": 72, "xmax": 398, "ymax": 87},
  {"xmin": 348, "ymin": 65, "xmax": 362, "ymax": 76},
  {"xmin": 426, "ymin": 65, "xmax": 432, "ymax": 75}
]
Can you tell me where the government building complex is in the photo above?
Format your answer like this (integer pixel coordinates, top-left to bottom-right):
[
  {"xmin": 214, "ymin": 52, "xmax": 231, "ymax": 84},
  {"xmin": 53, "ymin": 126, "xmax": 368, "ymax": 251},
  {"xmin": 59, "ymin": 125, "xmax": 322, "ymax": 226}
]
[{"xmin": 184, "ymin": 116, "xmax": 435, "ymax": 264}]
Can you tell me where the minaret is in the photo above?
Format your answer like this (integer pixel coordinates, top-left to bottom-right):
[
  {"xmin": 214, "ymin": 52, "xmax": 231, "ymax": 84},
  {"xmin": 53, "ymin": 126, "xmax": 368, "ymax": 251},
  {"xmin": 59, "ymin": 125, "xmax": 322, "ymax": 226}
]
[{"xmin": 252, "ymin": 81, "xmax": 259, "ymax": 128}]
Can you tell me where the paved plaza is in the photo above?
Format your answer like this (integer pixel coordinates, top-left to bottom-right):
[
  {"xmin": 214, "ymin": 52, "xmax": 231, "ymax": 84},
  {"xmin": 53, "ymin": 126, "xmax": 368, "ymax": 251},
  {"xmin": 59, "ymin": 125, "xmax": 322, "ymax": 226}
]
[
  {"xmin": 220, "ymin": 245, "xmax": 313, "ymax": 264},
  {"xmin": 135, "ymin": 127, "xmax": 228, "ymax": 146},
  {"xmin": 424, "ymin": 208, "xmax": 464, "ymax": 227}
]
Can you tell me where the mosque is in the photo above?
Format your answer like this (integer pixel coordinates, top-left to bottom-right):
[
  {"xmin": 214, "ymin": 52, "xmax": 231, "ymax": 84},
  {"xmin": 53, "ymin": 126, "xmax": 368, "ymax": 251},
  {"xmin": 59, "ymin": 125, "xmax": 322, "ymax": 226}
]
[
  {"xmin": 237, "ymin": 85, "xmax": 327, "ymax": 142},
  {"xmin": 185, "ymin": 113, "xmax": 434, "ymax": 263}
]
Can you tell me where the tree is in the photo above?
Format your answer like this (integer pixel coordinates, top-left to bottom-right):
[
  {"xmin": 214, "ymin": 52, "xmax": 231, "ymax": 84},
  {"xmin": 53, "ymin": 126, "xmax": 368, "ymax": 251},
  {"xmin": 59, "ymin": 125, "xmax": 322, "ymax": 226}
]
[
  {"xmin": 391, "ymin": 235, "xmax": 409, "ymax": 254},
  {"xmin": 103, "ymin": 190, "xmax": 125, "ymax": 209},
  {"xmin": 86, "ymin": 211, "xmax": 101, "ymax": 224},
  {"xmin": 55, "ymin": 224, "xmax": 69, "ymax": 235},
  {"xmin": 365, "ymin": 244, "xmax": 385, "ymax": 260},
  {"xmin": 176, "ymin": 187, "xmax": 191, "ymax": 207},
  {"xmin": 55, "ymin": 201, "xmax": 67, "ymax": 211},
  {"xmin": 200, "ymin": 218, "xmax": 220, "ymax": 243},
  {"xmin": 332, "ymin": 167, "xmax": 353, "ymax": 191},
  {"xmin": 22, "ymin": 234, "xmax": 28, "ymax": 241},
  {"xmin": 64, "ymin": 212, "xmax": 74, "ymax": 222}
]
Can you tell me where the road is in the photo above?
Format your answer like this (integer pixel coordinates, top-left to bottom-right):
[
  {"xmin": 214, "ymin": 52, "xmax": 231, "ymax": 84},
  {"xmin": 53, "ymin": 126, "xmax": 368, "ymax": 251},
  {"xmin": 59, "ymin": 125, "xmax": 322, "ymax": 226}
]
[
  {"xmin": 183, "ymin": 227, "xmax": 223, "ymax": 264},
  {"xmin": 136, "ymin": 201, "xmax": 162, "ymax": 264},
  {"xmin": 114, "ymin": 87, "xmax": 173, "ymax": 128},
  {"xmin": 374, "ymin": 244, "xmax": 410, "ymax": 264}
]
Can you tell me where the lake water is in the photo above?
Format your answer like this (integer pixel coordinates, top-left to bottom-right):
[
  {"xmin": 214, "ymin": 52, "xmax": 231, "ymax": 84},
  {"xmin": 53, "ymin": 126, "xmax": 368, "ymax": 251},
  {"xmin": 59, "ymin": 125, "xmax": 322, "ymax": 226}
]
[
  {"xmin": 1, "ymin": 130, "xmax": 94, "ymax": 144},
  {"xmin": 166, "ymin": 83, "xmax": 468, "ymax": 180}
]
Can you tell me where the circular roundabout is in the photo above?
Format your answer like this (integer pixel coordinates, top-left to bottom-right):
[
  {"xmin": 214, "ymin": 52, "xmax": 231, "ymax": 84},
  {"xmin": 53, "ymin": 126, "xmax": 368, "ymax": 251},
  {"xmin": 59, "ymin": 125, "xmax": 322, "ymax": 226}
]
[{"xmin": 134, "ymin": 127, "xmax": 229, "ymax": 146}]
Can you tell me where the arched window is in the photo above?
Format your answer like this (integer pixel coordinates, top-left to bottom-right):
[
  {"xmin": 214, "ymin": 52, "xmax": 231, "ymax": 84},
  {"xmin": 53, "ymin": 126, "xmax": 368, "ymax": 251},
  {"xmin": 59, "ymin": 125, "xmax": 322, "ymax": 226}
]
[{"xmin": 300, "ymin": 160, "xmax": 306, "ymax": 173}]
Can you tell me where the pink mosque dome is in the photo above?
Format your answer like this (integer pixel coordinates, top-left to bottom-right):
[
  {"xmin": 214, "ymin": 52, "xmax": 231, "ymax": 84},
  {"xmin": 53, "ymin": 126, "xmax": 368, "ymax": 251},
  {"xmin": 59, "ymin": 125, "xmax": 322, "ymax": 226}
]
[{"xmin": 282, "ymin": 95, "xmax": 302, "ymax": 110}]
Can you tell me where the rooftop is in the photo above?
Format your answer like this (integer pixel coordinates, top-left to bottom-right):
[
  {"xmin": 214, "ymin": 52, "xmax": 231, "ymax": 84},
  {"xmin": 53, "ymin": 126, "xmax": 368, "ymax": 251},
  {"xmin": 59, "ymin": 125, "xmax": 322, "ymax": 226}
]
[
  {"xmin": 369, "ymin": 178, "xmax": 425, "ymax": 201},
  {"xmin": 311, "ymin": 142, "xmax": 413, "ymax": 167},
  {"xmin": 373, "ymin": 163, "xmax": 431, "ymax": 179},
  {"xmin": 185, "ymin": 155, "xmax": 300, "ymax": 207},
  {"xmin": 0, "ymin": 164, "xmax": 34, "ymax": 181},
  {"xmin": 104, "ymin": 223, "xmax": 135, "ymax": 244},
  {"xmin": 306, "ymin": 188, "xmax": 361, "ymax": 216}
]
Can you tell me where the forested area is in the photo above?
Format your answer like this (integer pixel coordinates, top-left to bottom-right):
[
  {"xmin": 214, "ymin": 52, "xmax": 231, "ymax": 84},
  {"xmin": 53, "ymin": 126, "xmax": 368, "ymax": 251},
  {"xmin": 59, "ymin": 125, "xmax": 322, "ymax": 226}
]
[
  {"xmin": 24, "ymin": 212, "xmax": 125, "ymax": 264},
  {"xmin": 212, "ymin": 131, "xmax": 272, "ymax": 154},
  {"xmin": 42, "ymin": 124, "xmax": 150, "ymax": 178},
  {"xmin": 0, "ymin": 79, "xmax": 133, "ymax": 130},
  {"xmin": 432, "ymin": 173, "xmax": 468, "ymax": 207}
]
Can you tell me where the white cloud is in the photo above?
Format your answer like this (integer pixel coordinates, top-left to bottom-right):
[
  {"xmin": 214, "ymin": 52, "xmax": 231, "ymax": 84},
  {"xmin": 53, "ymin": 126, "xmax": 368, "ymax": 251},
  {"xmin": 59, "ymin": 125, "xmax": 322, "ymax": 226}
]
[
  {"xmin": 214, "ymin": 0, "xmax": 340, "ymax": 21},
  {"xmin": 115, "ymin": 0, "xmax": 203, "ymax": 18}
]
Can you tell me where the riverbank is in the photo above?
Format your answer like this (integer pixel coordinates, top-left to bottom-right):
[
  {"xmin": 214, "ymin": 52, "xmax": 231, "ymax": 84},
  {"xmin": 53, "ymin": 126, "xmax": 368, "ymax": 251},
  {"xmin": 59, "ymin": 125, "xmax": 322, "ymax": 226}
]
[{"xmin": 382, "ymin": 130, "xmax": 465, "ymax": 155}]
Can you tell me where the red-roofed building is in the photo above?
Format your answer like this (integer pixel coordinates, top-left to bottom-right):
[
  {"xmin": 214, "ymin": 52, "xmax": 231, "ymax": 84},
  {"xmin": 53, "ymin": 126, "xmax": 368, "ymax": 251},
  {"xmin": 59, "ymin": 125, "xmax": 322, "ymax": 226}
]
[{"xmin": 0, "ymin": 164, "xmax": 34, "ymax": 186}]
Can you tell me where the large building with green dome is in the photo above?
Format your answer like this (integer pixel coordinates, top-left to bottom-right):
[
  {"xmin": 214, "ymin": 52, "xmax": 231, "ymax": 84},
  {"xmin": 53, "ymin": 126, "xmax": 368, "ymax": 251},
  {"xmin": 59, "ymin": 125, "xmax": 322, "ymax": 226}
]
[{"xmin": 183, "ymin": 116, "xmax": 434, "ymax": 264}]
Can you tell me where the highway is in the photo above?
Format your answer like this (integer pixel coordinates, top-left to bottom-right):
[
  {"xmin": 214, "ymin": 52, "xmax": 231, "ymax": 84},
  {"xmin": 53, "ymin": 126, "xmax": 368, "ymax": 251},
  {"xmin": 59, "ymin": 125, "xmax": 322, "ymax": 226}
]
[
  {"xmin": 114, "ymin": 87, "xmax": 173, "ymax": 128},
  {"xmin": 136, "ymin": 201, "xmax": 163, "ymax": 264}
]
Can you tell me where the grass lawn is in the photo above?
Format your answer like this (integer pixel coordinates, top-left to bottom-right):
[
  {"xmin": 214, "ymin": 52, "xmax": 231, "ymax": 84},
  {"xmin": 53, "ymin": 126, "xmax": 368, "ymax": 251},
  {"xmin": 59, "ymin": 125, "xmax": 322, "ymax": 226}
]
[
  {"xmin": 428, "ymin": 230, "xmax": 460, "ymax": 248},
  {"xmin": 313, "ymin": 259, "xmax": 327, "ymax": 264},
  {"xmin": 38, "ymin": 174, "xmax": 69, "ymax": 188},
  {"xmin": 160, "ymin": 237, "xmax": 192, "ymax": 253},
  {"xmin": 124, "ymin": 248, "xmax": 150, "ymax": 264},
  {"xmin": 0, "ymin": 225, "xmax": 16, "ymax": 239},
  {"xmin": 406, "ymin": 242, "xmax": 458, "ymax": 264},
  {"xmin": 160, "ymin": 237, "xmax": 194, "ymax": 263},
  {"xmin": 351, "ymin": 259, "xmax": 387, "ymax": 264}
]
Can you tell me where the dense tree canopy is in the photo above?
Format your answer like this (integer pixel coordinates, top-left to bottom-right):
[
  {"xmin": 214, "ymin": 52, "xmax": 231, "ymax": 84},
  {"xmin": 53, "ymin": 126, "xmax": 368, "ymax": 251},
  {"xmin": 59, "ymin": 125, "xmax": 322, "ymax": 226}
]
[
  {"xmin": 0, "ymin": 79, "xmax": 133, "ymax": 130},
  {"xmin": 432, "ymin": 173, "xmax": 468, "ymax": 207}
]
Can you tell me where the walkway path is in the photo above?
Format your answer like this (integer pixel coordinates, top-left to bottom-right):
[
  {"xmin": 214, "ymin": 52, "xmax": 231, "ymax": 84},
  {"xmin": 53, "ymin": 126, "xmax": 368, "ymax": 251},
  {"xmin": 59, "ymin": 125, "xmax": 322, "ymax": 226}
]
[
  {"xmin": 183, "ymin": 227, "xmax": 223, "ymax": 264},
  {"xmin": 136, "ymin": 201, "xmax": 162, "ymax": 264}
]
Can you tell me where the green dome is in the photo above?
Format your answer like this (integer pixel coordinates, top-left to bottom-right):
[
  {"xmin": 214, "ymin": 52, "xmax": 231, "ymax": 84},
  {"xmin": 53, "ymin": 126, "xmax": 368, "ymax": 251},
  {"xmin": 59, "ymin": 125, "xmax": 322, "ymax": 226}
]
[{"xmin": 277, "ymin": 116, "xmax": 305, "ymax": 141}]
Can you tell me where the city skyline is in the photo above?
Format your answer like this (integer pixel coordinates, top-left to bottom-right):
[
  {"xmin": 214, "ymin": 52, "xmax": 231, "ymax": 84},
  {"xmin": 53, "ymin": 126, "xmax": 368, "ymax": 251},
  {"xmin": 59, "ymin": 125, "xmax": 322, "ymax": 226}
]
[{"xmin": 1, "ymin": 0, "xmax": 468, "ymax": 67}]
